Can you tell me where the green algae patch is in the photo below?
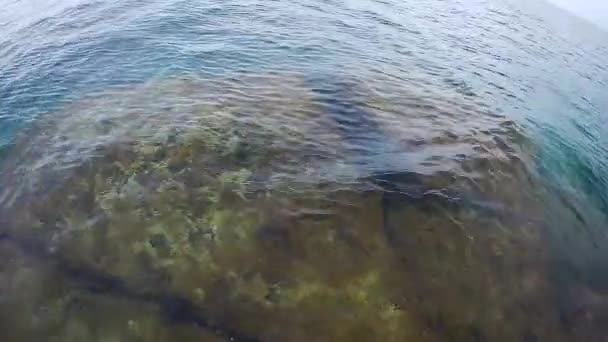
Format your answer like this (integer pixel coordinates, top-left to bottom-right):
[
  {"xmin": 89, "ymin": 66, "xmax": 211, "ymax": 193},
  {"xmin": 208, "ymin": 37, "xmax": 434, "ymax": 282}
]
[{"xmin": 0, "ymin": 131, "xmax": 433, "ymax": 341}]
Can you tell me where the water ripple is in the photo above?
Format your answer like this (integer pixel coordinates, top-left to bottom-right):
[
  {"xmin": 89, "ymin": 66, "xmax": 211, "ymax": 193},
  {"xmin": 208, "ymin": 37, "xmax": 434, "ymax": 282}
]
[{"xmin": 1, "ymin": 0, "xmax": 608, "ymax": 340}]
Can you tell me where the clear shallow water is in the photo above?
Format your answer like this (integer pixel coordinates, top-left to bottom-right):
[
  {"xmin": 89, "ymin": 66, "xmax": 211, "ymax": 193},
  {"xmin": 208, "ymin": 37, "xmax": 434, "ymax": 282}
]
[{"xmin": 1, "ymin": 0, "xmax": 608, "ymax": 341}]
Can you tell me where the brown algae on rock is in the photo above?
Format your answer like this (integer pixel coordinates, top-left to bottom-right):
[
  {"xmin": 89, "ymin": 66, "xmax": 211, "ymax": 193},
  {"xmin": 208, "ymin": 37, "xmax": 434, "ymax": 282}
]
[{"xmin": 0, "ymin": 72, "xmax": 598, "ymax": 341}]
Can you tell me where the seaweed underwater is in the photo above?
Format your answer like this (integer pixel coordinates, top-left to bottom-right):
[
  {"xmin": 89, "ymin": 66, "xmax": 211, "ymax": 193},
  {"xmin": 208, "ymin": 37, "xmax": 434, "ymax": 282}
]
[{"xmin": 0, "ymin": 73, "xmax": 604, "ymax": 341}]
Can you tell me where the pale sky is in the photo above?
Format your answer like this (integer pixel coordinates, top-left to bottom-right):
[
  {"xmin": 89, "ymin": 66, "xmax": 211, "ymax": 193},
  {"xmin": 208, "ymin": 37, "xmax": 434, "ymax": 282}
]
[{"xmin": 547, "ymin": 0, "xmax": 608, "ymax": 29}]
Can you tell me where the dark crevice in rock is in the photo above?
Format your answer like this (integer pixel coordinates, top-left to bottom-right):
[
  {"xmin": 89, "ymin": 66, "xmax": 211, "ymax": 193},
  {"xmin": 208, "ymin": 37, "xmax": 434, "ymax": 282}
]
[{"xmin": 0, "ymin": 230, "xmax": 262, "ymax": 342}]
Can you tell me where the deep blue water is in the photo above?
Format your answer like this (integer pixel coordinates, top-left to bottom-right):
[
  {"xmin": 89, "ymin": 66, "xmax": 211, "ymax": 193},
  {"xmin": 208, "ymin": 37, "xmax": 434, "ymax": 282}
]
[{"xmin": 1, "ymin": 0, "xmax": 608, "ymax": 339}]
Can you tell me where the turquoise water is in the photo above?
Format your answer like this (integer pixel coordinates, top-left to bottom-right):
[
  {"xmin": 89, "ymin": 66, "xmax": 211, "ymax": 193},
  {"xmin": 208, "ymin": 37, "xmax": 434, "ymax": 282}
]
[{"xmin": 1, "ymin": 0, "xmax": 608, "ymax": 340}]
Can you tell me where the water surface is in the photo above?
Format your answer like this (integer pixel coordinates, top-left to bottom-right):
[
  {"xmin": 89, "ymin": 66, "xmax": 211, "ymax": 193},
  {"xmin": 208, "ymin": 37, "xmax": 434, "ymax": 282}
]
[{"xmin": 1, "ymin": 0, "xmax": 608, "ymax": 341}]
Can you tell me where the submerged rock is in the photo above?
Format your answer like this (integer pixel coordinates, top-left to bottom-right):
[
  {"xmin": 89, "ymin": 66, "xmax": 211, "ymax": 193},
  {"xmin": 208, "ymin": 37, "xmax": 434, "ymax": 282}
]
[{"xmin": 0, "ymin": 72, "xmax": 598, "ymax": 341}]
